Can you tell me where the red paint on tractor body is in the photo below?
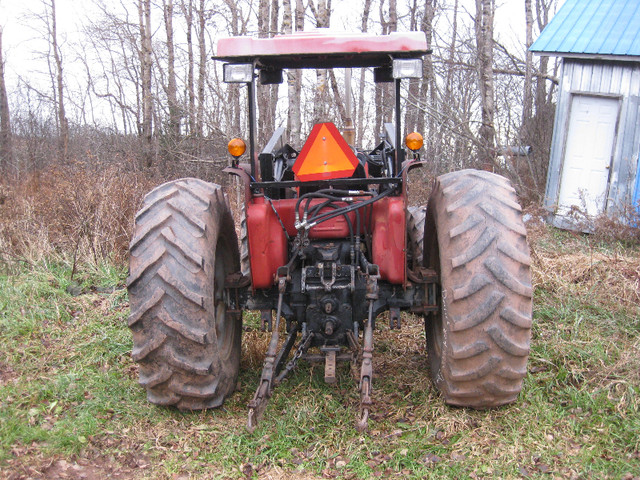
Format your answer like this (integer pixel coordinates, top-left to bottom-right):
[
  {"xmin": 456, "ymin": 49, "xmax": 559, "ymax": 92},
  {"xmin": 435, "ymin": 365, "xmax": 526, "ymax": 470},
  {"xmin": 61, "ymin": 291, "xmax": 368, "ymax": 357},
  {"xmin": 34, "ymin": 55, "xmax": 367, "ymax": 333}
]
[
  {"xmin": 371, "ymin": 196, "xmax": 406, "ymax": 285},
  {"xmin": 246, "ymin": 196, "xmax": 406, "ymax": 288},
  {"xmin": 245, "ymin": 197, "xmax": 288, "ymax": 289}
]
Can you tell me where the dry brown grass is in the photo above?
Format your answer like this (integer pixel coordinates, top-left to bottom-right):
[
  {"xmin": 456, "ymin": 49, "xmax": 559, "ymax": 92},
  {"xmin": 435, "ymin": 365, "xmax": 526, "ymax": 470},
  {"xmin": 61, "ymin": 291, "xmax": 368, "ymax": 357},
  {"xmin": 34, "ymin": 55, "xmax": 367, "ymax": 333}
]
[
  {"xmin": 0, "ymin": 162, "xmax": 158, "ymax": 268},
  {"xmin": 528, "ymin": 219, "xmax": 640, "ymax": 313}
]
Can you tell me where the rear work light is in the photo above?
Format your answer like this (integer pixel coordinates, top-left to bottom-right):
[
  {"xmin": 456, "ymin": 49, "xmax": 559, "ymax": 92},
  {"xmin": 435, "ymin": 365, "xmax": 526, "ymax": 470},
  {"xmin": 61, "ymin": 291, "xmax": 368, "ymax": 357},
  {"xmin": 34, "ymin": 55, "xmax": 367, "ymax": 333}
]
[
  {"xmin": 392, "ymin": 59, "xmax": 423, "ymax": 79},
  {"xmin": 292, "ymin": 123, "xmax": 359, "ymax": 182},
  {"xmin": 223, "ymin": 63, "xmax": 253, "ymax": 83}
]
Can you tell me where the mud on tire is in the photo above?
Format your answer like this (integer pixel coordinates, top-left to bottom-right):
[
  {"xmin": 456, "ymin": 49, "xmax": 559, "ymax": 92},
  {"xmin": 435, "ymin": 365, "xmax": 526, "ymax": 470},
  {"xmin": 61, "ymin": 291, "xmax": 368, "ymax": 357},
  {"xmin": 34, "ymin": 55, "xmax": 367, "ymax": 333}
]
[
  {"xmin": 127, "ymin": 178, "xmax": 241, "ymax": 410},
  {"xmin": 424, "ymin": 169, "xmax": 532, "ymax": 408}
]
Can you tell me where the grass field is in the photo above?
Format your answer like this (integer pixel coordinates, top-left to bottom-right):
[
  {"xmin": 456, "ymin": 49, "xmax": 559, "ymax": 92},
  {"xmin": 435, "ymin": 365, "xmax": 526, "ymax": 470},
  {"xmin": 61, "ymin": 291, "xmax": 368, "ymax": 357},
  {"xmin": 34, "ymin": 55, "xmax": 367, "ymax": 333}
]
[{"xmin": 0, "ymin": 220, "xmax": 639, "ymax": 479}]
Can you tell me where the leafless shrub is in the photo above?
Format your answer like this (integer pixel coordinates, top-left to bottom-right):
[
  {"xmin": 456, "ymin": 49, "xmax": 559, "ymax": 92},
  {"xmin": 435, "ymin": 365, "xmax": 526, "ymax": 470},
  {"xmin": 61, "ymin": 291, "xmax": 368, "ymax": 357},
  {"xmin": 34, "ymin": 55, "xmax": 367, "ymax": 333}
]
[
  {"xmin": 559, "ymin": 199, "xmax": 640, "ymax": 245},
  {"xmin": 0, "ymin": 162, "xmax": 158, "ymax": 267}
]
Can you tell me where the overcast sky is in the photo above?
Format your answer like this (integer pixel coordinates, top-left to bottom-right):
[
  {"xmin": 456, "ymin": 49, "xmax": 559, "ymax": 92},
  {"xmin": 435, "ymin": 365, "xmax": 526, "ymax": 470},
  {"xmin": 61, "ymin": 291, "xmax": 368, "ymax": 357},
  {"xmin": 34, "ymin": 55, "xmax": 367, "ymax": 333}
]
[{"xmin": 0, "ymin": 0, "xmax": 564, "ymax": 93}]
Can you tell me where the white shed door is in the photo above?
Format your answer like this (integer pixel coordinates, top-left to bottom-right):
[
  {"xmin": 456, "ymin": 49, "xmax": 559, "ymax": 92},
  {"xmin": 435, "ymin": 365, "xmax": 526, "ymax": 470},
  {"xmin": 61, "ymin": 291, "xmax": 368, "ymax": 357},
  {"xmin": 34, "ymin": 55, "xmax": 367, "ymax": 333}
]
[{"xmin": 557, "ymin": 94, "xmax": 618, "ymax": 217}]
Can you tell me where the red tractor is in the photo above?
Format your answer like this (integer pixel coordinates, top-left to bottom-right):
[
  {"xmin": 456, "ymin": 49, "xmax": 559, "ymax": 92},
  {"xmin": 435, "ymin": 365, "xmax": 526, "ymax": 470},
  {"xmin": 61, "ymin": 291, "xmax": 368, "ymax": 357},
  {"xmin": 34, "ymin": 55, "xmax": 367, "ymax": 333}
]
[{"xmin": 127, "ymin": 31, "xmax": 533, "ymax": 431}]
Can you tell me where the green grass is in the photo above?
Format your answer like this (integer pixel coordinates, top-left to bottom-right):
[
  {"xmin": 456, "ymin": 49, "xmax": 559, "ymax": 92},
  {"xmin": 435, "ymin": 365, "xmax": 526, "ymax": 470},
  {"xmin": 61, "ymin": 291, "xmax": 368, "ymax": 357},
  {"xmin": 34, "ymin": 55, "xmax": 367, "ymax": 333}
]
[{"xmin": 0, "ymin": 230, "xmax": 639, "ymax": 479}]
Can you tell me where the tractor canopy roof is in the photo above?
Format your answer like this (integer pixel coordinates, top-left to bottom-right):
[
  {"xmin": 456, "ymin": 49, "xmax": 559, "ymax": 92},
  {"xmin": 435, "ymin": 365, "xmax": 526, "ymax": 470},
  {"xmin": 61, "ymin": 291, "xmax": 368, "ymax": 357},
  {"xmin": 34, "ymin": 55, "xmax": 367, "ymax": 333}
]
[{"xmin": 214, "ymin": 30, "xmax": 429, "ymax": 69}]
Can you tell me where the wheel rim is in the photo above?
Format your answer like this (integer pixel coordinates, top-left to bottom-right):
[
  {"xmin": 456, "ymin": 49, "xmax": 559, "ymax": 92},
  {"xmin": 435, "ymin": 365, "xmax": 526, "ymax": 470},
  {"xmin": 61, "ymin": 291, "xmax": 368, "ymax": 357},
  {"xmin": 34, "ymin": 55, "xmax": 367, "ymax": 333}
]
[{"xmin": 214, "ymin": 241, "xmax": 234, "ymax": 361}]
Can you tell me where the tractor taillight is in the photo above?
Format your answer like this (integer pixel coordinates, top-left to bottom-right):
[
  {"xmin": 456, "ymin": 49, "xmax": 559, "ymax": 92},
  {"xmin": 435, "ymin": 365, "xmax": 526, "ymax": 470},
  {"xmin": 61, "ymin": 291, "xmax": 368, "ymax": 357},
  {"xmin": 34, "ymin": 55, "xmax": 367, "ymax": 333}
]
[
  {"xmin": 292, "ymin": 123, "xmax": 359, "ymax": 182},
  {"xmin": 228, "ymin": 138, "xmax": 246, "ymax": 157},
  {"xmin": 405, "ymin": 132, "xmax": 423, "ymax": 152}
]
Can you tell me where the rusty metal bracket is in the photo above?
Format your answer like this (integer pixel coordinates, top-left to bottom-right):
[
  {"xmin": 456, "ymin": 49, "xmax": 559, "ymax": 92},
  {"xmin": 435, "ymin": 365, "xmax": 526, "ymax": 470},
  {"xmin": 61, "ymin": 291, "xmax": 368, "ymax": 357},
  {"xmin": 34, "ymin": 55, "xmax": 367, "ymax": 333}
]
[
  {"xmin": 321, "ymin": 347, "xmax": 340, "ymax": 384},
  {"xmin": 247, "ymin": 272, "xmax": 289, "ymax": 432},
  {"xmin": 223, "ymin": 165, "xmax": 252, "ymax": 205},
  {"xmin": 407, "ymin": 267, "xmax": 440, "ymax": 315},
  {"xmin": 356, "ymin": 300, "xmax": 375, "ymax": 432},
  {"xmin": 260, "ymin": 309, "xmax": 272, "ymax": 332},
  {"xmin": 389, "ymin": 307, "xmax": 401, "ymax": 330},
  {"xmin": 224, "ymin": 272, "xmax": 250, "ymax": 314},
  {"xmin": 407, "ymin": 266, "xmax": 437, "ymax": 284},
  {"xmin": 356, "ymin": 266, "xmax": 380, "ymax": 432},
  {"xmin": 275, "ymin": 330, "xmax": 314, "ymax": 384}
]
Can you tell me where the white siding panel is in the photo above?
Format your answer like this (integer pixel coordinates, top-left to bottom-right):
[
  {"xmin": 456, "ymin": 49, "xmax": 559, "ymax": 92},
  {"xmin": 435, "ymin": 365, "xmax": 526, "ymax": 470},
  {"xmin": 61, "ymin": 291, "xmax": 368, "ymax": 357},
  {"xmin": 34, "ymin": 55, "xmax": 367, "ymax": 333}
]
[{"xmin": 545, "ymin": 59, "xmax": 640, "ymax": 226}]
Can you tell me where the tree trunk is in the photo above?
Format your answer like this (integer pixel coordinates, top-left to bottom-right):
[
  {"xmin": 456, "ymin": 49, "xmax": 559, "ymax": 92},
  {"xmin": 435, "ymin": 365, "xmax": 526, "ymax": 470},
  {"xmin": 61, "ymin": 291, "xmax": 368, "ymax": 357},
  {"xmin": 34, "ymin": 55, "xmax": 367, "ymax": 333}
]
[
  {"xmin": 419, "ymin": 1, "xmax": 436, "ymax": 158},
  {"xmin": 328, "ymin": 70, "xmax": 347, "ymax": 124},
  {"xmin": 223, "ymin": 0, "xmax": 242, "ymax": 134},
  {"xmin": 535, "ymin": 0, "xmax": 551, "ymax": 115},
  {"xmin": 405, "ymin": 0, "xmax": 419, "ymax": 133},
  {"xmin": 309, "ymin": 0, "xmax": 331, "ymax": 125},
  {"xmin": 267, "ymin": 0, "xmax": 279, "ymax": 136},
  {"xmin": 356, "ymin": 0, "xmax": 372, "ymax": 145},
  {"xmin": 181, "ymin": 0, "xmax": 196, "ymax": 136},
  {"xmin": 474, "ymin": 0, "xmax": 496, "ymax": 170},
  {"xmin": 283, "ymin": 0, "xmax": 302, "ymax": 145},
  {"xmin": 374, "ymin": 0, "xmax": 386, "ymax": 137},
  {"xmin": 289, "ymin": 0, "xmax": 304, "ymax": 145},
  {"xmin": 196, "ymin": 0, "xmax": 206, "ymax": 139},
  {"xmin": 50, "ymin": 0, "xmax": 68, "ymax": 163},
  {"xmin": 138, "ymin": 0, "xmax": 153, "ymax": 168},
  {"xmin": 383, "ymin": 0, "xmax": 397, "ymax": 123},
  {"xmin": 257, "ymin": 0, "xmax": 271, "ymax": 143},
  {"xmin": 523, "ymin": 0, "xmax": 533, "ymax": 123},
  {"xmin": 0, "ymin": 27, "xmax": 12, "ymax": 172},
  {"xmin": 374, "ymin": 0, "xmax": 397, "ymax": 137},
  {"xmin": 164, "ymin": 0, "xmax": 180, "ymax": 143}
]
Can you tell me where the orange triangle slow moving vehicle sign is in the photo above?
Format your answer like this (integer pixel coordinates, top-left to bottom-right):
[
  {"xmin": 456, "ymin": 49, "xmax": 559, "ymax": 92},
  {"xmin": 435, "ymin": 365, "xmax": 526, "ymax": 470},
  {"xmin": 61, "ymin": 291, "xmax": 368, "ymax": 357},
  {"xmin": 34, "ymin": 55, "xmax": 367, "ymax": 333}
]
[{"xmin": 293, "ymin": 123, "xmax": 359, "ymax": 182}]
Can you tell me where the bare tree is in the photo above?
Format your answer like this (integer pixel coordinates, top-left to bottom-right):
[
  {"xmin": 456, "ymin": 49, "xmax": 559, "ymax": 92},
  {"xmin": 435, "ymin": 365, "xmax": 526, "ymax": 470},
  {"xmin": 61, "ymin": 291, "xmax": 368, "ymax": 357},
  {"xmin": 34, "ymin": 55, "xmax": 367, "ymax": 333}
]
[
  {"xmin": 283, "ymin": 0, "xmax": 304, "ymax": 145},
  {"xmin": 514, "ymin": 0, "xmax": 558, "ymax": 202},
  {"xmin": 220, "ymin": 0, "xmax": 247, "ymax": 136},
  {"xmin": 180, "ymin": 0, "xmax": 196, "ymax": 135},
  {"xmin": 475, "ymin": 0, "xmax": 496, "ymax": 169},
  {"xmin": 41, "ymin": 0, "xmax": 69, "ymax": 163},
  {"xmin": 255, "ymin": 0, "xmax": 279, "ymax": 142},
  {"xmin": 374, "ymin": 0, "xmax": 386, "ymax": 137},
  {"xmin": 417, "ymin": 0, "xmax": 436, "ymax": 155},
  {"xmin": 383, "ymin": 0, "xmax": 397, "ymax": 125},
  {"xmin": 356, "ymin": 0, "xmax": 372, "ymax": 145},
  {"xmin": 138, "ymin": 0, "xmax": 154, "ymax": 167},
  {"xmin": 309, "ymin": 0, "xmax": 331, "ymax": 124},
  {"xmin": 535, "ymin": 0, "xmax": 553, "ymax": 112},
  {"xmin": 82, "ymin": 2, "xmax": 143, "ymax": 136},
  {"xmin": 196, "ymin": 0, "xmax": 207, "ymax": 138},
  {"xmin": 163, "ymin": 0, "xmax": 180, "ymax": 142},
  {"xmin": 523, "ymin": 0, "xmax": 534, "ymax": 123},
  {"xmin": 0, "ymin": 26, "xmax": 12, "ymax": 171},
  {"xmin": 404, "ymin": 0, "xmax": 421, "ymax": 134}
]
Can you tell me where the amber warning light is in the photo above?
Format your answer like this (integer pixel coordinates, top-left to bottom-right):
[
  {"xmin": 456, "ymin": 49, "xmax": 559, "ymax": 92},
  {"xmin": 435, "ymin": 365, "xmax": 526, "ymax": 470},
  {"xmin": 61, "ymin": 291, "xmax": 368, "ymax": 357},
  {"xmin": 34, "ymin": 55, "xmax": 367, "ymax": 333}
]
[
  {"xmin": 228, "ymin": 138, "xmax": 246, "ymax": 157},
  {"xmin": 292, "ymin": 123, "xmax": 359, "ymax": 182},
  {"xmin": 405, "ymin": 132, "xmax": 423, "ymax": 152}
]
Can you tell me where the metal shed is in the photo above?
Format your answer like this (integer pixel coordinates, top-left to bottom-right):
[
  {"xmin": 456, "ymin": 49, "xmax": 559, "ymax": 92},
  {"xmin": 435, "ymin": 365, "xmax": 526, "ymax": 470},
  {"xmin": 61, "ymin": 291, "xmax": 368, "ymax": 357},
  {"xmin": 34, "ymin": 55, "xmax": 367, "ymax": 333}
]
[{"xmin": 530, "ymin": 0, "xmax": 640, "ymax": 229}]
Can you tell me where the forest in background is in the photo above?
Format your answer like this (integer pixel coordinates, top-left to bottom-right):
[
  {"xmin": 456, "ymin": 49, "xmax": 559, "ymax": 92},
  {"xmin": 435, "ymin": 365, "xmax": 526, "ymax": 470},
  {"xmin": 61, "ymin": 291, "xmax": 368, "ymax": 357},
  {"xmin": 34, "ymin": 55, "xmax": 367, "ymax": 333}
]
[{"xmin": 0, "ymin": 0, "xmax": 560, "ymax": 204}]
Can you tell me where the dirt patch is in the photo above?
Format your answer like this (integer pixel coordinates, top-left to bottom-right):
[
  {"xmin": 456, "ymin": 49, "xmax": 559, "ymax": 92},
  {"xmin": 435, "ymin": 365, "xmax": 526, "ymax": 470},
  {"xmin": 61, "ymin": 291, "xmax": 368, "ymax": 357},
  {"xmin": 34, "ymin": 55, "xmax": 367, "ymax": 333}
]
[
  {"xmin": 0, "ymin": 362, "xmax": 18, "ymax": 386},
  {"xmin": 3, "ymin": 456, "xmax": 140, "ymax": 480}
]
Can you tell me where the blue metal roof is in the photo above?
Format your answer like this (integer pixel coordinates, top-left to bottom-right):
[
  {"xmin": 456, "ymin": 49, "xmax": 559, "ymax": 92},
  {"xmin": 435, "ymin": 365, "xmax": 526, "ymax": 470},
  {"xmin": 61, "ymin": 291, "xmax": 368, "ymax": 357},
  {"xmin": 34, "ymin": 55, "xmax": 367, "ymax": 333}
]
[{"xmin": 530, "ymin": 0, "xmax": 640, "ymax": 58}]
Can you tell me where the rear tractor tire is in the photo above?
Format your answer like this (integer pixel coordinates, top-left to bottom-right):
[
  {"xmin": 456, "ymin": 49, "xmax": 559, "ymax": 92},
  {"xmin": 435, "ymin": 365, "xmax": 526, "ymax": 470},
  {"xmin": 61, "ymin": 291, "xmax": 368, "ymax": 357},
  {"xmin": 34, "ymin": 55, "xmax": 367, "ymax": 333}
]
[
  {"xmin": 127, "ymin": 178, "xmax": 241, "ymax": 410},
  {"xmin": 424, "ymin": 169, "xmax": 532, "ymax": 408}
]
